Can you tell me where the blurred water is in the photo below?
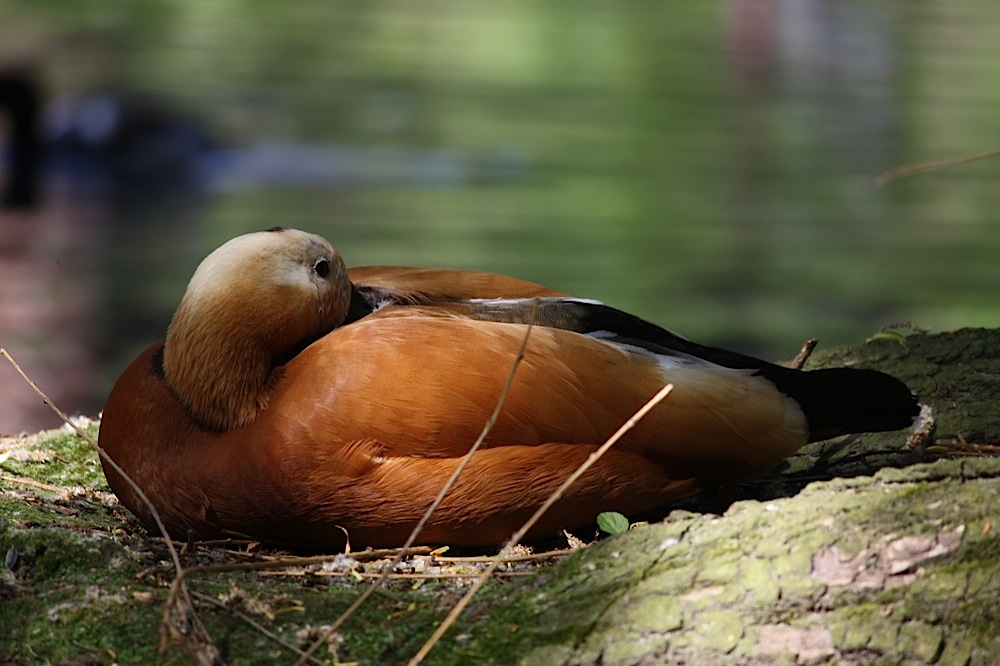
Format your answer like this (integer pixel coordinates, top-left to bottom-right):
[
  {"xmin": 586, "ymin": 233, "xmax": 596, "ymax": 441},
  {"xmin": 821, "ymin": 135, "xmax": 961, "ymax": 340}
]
[{"xmin": 1, "ymin": 0, "xmax": 998, "ymax": 432}]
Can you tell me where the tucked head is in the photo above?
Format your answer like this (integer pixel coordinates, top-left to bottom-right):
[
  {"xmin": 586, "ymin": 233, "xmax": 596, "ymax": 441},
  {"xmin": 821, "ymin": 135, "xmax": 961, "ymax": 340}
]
[
  {"xmin": 183, "ymin": 228, "xmax": 349, "ymax": 333},
  {"xmin": 163, "ymin": 227, "xmax": 352, "ymax": 430}
]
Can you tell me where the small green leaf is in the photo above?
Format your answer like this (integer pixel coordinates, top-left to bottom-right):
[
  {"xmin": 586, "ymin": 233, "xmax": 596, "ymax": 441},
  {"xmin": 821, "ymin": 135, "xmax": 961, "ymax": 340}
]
[{"xmin": 596, "ymin": 511, "xmax": 630, "ymax": 535}]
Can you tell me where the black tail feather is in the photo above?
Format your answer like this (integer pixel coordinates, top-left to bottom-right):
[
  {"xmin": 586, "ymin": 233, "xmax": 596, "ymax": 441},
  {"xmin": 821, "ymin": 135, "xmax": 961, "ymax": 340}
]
[{"xmin": 757, "ymin": 367, "xmax": 919, "ymax": 441}]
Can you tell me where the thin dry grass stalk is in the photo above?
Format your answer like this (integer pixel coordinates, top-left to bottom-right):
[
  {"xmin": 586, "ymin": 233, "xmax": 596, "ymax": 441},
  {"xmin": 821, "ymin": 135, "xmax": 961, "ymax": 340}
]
[
  {"xmin": 0, "ymin": 474, "xmax": 68, "ymax": 493},
  {"xmin": 408, "ymin": 382, "xmax": 675, "ymax": 666},
  {"xmin": 791, "ymin": 338, "xmax": 819, "ymax": 370},
  {"xmin": 1, "ymin": 347, "xmax": 219, "ymax": 662},
  {"xmin": 295, "ymin": 299, "xmax": 542, "ymax": 666},
  {"xmin": 875, "ymin": 148, "xmax": 1000, "ymax": 185},
  {"xmin": 189, "ymin": 591, "xmax": 327, "ymax": 666}
]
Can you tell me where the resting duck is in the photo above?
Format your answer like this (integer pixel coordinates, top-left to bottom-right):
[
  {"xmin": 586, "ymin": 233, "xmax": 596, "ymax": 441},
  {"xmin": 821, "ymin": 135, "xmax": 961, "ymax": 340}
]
[{"xmin": 98, "ymin": 228, "xmax": 918, "ymax": 549}]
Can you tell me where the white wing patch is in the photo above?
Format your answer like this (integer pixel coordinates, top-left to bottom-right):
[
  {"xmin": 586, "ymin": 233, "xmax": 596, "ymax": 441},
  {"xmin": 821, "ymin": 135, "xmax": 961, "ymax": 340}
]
[
  {"xmin": 465, "ymin": 297, "xmax": 607, "ymax": 306},
  {"xmin": 587, "ymin": 333, "xmax": 712, "ymax": 369}
]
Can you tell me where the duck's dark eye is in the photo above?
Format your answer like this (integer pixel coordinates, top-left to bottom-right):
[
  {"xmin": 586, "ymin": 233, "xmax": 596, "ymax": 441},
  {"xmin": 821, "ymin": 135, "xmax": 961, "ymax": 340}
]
[{"xmin": 314, "ymin": 258, "xmax": 330, "ymax": 278}]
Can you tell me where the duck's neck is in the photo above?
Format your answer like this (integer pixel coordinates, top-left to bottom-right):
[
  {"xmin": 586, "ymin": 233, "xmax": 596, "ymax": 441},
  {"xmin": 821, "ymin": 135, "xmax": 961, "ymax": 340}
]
[{"xmin": 162, "ymin": 298, "xmax": 285, "ymax": 432}]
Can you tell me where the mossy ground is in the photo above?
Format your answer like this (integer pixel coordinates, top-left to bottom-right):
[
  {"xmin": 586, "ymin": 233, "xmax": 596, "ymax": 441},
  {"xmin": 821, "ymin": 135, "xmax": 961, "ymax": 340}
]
[{"xmin": 2, "ymin": 329, "xmax": 999, "ymax": 664}]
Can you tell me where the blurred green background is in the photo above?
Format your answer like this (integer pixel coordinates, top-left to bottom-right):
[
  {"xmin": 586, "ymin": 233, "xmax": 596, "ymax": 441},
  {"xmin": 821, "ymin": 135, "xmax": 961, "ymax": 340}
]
[{"xmin": 1, "ymin": 0, "xmax": 998, "ymax": 430}]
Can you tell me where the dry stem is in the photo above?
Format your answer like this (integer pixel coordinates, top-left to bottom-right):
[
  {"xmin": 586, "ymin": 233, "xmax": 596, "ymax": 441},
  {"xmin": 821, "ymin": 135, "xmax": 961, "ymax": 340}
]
[
  {"xmin": 295, "ymin": 299, "xmax": 541, "ymax": 666},
  {"xmin": 189, "ymin": 591, "xmax": 327, "ymax": 666},
  {"xmin": 1, "ymin": 347, "xmax": 216, "ymax": 660},
  {"xmin": 875, "ymin": 148, "xmax": 1000, "ymax": 185},
  {"xmin": 408, "ymin": 383, "xmax": 675, "ymax": 665},
  {"xmin": 791, "ymin": 338, "xmax": 819, "ymax": 370}
]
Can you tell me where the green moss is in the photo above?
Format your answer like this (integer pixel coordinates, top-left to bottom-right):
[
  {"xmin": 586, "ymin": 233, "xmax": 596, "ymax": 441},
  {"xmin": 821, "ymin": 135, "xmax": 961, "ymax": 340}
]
[
  {"xmin": 597, "ymin": 633, "xmax": 670, "ymax": 665},
  {"xmin": 830, "ymin": 609, "xmax": 875, "ymax": 651},
  {"xmin": 937, "ymin": 635, "xmax": 974, "ymax": 666},
  {"xmin": 677, "ymin": 610, "xmax": 744, "ymax": 653},
  {"xmin": 618, "ymin": 593, "xmax": 684, "ymax": 633},
  {"xmin": 1, "ymin": 526, "xmax": 172, "ymax": 664},
  {"xmin": 957, "ymin": 532, "xmax": 1000, "ymax": 565},
  {"xmin": 2, "ymin": 543, "xmax": 527, "ymax": 666},
  {"xmin": 737, "ymin": 558, "xmax": 781, "ymax": 608},
  {"xmin": 693, "ymin": 555, "xmax": 741, "ymax": 587},
  {"xmin": 896, "ymin": 621, "xmax": 945, "ymax": 663},
  {"xmin": 3, "ymin": 528, "xmax": 126, "ymax": 581},
  {"xmin": 11, "ymin": 592, "xmax": 183, "ymax": 665},
  {"xmin": 1, "ymin": 424, "xmax": 106, "ymax": 490}
]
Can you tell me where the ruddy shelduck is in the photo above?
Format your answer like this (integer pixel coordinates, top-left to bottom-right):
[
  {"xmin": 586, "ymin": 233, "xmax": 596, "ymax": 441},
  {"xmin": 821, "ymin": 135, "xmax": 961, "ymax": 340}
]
[{"xmin": 98, "ymin": 228, "xmax": 918, "ymax": 549}]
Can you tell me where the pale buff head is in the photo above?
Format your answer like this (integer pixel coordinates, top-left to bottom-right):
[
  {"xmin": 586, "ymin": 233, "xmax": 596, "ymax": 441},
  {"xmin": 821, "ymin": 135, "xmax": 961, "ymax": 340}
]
[{"xmin": 163, "ymin": 228, "xmax": 352, "ymax": 431}]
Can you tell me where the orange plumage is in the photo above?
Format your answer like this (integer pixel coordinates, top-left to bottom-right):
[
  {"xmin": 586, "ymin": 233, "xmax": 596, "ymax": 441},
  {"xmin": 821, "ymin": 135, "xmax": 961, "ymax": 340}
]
[{"xmin": 98, "ymin": 228, "xmax": 918, "ymax": 549}]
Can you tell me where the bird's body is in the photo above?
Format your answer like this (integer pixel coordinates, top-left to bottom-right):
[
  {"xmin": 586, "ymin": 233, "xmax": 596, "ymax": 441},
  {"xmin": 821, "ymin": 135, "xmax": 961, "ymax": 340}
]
[{"xmin": 98, "ymin": 228, "xmax": 918, "ymax": 549}]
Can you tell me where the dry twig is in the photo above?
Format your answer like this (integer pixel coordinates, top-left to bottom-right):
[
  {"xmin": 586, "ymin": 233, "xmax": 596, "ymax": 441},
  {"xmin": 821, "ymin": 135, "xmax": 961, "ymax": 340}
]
[
  {"xmin": 0, "ymin": 474, "xmax": 67, "ymax": 493},
  {"xmin": 408, "ymin": 383, "xmax": 675, "ymax": 665},
  {"xmin": 189, "ymin": 591, "xmax": 326, "ymax": 666},
  {"xmin": 875, "ymin": 148, "xmax": 1000, "ymax": 185},
  {"xmin": 791, "ymin": 338, "xmax": 819, "ymax": 370},
  {"xmin": 1, "ymin": 347, "xmax": 217, "ymax": 661},
  {"xmin": 295, "ymin": 300, "xmax": 541, "ymax": 666},
  {"xmin": 905, "ymin": 404, "xmax": 935, "ymax": 450},
  {"xmin": 432, "ymin": 549, "xmax": 573, "ymax": 563},
  {"xmin": 260, "ymin": 569, "xmax": 535, "ymax": 580}
]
